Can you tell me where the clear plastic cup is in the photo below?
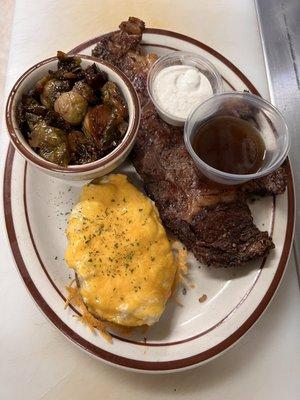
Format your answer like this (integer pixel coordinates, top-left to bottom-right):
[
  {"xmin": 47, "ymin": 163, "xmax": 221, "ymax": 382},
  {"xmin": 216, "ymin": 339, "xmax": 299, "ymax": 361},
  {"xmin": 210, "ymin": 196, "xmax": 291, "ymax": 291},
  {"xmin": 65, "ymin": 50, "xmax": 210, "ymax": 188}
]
[
  {"xmin": 184, "ymin": 92, "xmax": 290, "ymax": 185},
  {"xmin": 147, "ymin": 51, "xmax": 223, "ymax": 126}
]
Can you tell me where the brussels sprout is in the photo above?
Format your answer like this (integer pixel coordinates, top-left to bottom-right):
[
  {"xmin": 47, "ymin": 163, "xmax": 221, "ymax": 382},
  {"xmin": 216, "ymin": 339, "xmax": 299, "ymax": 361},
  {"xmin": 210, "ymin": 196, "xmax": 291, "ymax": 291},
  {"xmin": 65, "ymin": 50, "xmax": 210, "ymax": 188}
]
[
  {"xmin": 48, "ymin": 51, "xmax": 84, "ymax": 80},
  {"xmin": 17, "ymin": 51, "xmax": 129, "ymax": 167},
  {"xmin": 68, "ymin": 130, "xmax": 99, "ymax": 165},
  {"xmin": 25, "ymin": 112, "xmax": 45, "ymax": 131},
  {"xmin": 84, "ymin": 64, "xmax": 108, "ymax": 89},
  {"xmin": 101, "ymin": 81, "xmax": 128, "ymax": 123},
  {"xmin": 17, "ymin": 95, "xmax": 48, "ymax": 135},
  {"xmin": 54, "ymin": 91, "xmax": 88, "ymax": 125},
  {"xmin": 72, "ymin": 81, "xmax": 97, "ymax": 103},
  {"xmin": 43, "ymin": 110, "xmax": 71, "ymax": 132},
  {"xmin": 82, "ymin": 104, "xmax": 115, "ymax": 143},
  {"xmin": 57, "ymin": 51, "xmax": 81, "ymax": 73},
  {"xmin": 20, "ymin": 95, "xmax": 47, "ymax": 116},
  {"xmin": 29, "ymin": 122, "xmax": 69, "ymax": 166},
  {"xmin": 40, "ymin": 79, "xmax": 70, "ymax": 109},
  {"xmin": 35, "ymin": 75, "xmax": 51, "ymax": 93}
]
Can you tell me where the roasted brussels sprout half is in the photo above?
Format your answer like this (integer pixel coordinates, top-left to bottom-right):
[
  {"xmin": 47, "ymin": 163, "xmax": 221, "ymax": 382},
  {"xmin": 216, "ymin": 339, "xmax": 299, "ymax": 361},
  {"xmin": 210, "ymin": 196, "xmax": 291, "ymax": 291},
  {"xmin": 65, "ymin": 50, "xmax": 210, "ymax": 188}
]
[
  {"xmin": 19, "ymin": 95, "xmax": 47, "ymax": 116},
  {"xmin": 101, "ymin": 81, "xmax": 128, "ymax": 123},
  {"xmin": 50, "ymin": 51, "xmax": 84, "ymax": 80},
  {"xmin": 68, "ymin": 130, "xmax": 99, "ymax": 164},
  {"xmin": 40, "ymin": 78, "xmax": 71, "ymax": 109},
  {"xmin": 29, "ymin": 122, "xmax": 69, "ymax": 166},
  {"xmin": 35, "ymin": 75, "xmax": 51, "ymax": 93},
  {"xmin": 82, "ymin": 83, "xmax": 129, "ymax": 148},
  {"xmin": 24, "ymin": 112, "xmax": 45, "ymax": 131},
  {"xmin": 44, "ymin": 110, "xmax": 72, "ymax": 132},
  {"xmin": 17, "ymin": 94, "xmax": 72, "ymax": 133},
  {"xmin": 57, "ymin": 51, "xmax": 81, "ymax": 71},
  {"xmin": 72, "ymin": 81, "xmax": 97, "ymax": 103},
  {"xmin": 83, "ymin": 104, "xmax": 116, "ymax": 144},
  {"xmin": 54, "ymin": 91, "xmax": 88, "ymax": 125},
  {"xmin": 17, "ymin": 95, "xmax": 47, "ymax": 135},
  {"xmin": 84, "ymin": 64, "xmax": 108, "ymax": 89}
]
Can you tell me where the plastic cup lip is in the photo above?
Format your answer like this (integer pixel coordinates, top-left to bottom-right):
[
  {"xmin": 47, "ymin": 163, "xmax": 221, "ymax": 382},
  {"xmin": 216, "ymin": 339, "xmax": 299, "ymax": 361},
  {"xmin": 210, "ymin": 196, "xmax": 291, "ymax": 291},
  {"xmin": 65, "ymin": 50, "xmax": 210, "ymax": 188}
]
[
  {"xmin": 147, "ymin": 51, "xmax": 224, "ymax": 126},
  {"xmin": 184, "ymin": 91, "xmax": 291, "ymax": 183}
]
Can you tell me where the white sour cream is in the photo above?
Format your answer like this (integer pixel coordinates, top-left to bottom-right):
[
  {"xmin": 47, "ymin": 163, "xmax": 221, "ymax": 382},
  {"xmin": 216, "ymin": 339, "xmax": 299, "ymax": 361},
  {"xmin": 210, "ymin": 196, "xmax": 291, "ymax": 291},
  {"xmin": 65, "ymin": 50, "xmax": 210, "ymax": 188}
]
[{"xmin": 152, "ymin": 65, "xmax": 213, "ymax": 119}]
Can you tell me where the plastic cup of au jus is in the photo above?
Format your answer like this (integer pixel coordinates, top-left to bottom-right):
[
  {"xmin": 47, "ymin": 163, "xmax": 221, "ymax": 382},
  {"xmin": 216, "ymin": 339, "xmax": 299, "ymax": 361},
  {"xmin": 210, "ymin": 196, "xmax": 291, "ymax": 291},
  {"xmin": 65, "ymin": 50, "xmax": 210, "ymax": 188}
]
[{"xmin": 184, "ymin": 92, "xmax": 290, "ymax": 185}]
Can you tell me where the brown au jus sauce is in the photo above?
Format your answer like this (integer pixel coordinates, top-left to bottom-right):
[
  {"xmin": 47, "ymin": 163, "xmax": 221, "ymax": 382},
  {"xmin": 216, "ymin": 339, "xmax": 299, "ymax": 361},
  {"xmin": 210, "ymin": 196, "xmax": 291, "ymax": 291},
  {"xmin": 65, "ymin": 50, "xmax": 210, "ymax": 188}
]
[{"xmin": 192, "ymin": 115, "xmax": 266, "ymax": 175}]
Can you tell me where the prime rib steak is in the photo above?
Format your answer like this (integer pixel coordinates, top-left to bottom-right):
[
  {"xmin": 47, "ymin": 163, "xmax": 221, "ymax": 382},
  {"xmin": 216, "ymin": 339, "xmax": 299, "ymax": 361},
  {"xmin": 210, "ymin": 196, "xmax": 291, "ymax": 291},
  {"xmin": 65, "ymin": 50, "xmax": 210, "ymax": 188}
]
[{"xmin": 92, "ymin": 17, "xmax": 287, "ymax": 266}]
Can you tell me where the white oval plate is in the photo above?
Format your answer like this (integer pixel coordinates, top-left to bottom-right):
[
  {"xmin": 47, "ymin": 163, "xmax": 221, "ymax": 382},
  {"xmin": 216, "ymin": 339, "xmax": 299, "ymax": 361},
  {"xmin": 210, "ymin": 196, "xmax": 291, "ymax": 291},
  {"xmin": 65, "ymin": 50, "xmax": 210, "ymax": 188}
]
[{"xmin": 3, "ymin": 29, "xmax": 295, "ymax": 373}]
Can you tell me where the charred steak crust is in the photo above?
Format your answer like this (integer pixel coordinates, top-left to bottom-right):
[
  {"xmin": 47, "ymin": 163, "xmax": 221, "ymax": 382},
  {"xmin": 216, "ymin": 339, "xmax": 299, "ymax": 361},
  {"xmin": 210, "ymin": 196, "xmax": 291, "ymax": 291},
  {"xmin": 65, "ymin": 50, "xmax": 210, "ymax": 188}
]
[
  {"xmin": 190, "ymin": 202, "xmax": 274, "ymax": 267},
  {"xmin": 92, "ymin": 17, "xmax": 145, "ymax": 65},
  {"xmin": 92, "ymin": 17, "xmax": 287, "ymax": 267},
  {"xmin": 92, "ymin": 17, "xmax": 157, "ymax": 107},
  {"xmin": 241, "ymin": 164, "xmax": 287, "ymax": 196}
]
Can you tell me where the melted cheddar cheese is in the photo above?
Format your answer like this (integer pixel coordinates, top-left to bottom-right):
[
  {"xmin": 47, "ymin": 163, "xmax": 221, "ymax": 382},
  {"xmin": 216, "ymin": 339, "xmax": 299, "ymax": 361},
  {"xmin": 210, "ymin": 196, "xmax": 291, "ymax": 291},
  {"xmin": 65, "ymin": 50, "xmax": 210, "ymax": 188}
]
[{"xmin": 65, "ymin": 174, "xmax": 177, "ymax": 326}]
